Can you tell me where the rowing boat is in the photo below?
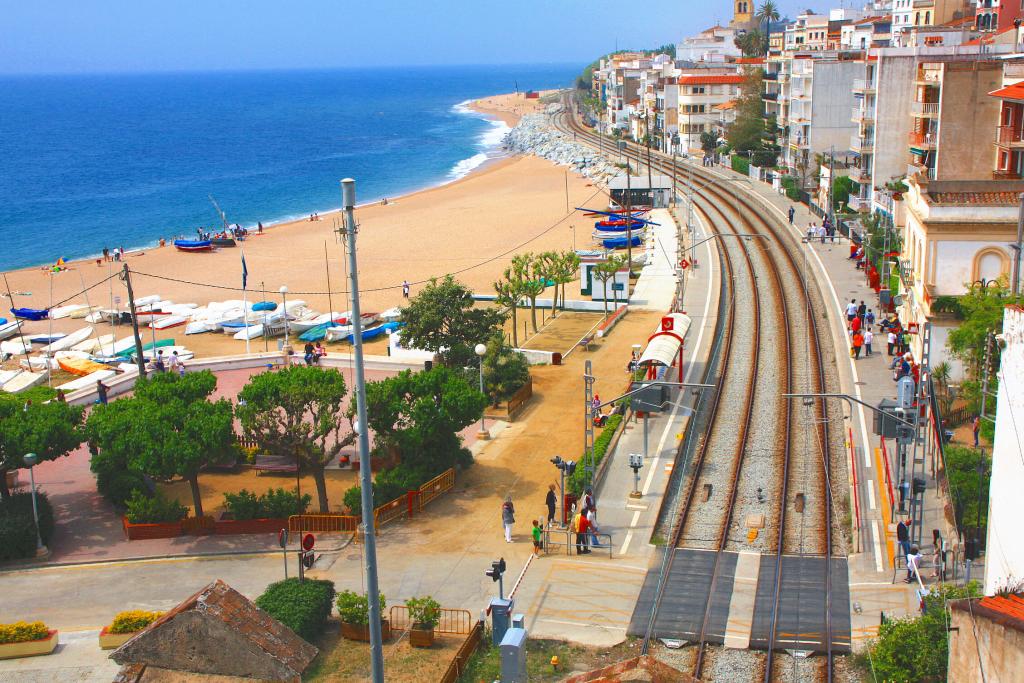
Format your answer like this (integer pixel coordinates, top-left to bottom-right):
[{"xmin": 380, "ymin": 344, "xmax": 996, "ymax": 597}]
[
  {"xmin": 2, "ymin": 371, "xmax": 46, "ymax": 394},
  {"xmin": 600, "ymin": 235, "xmax": 643, "ymax": 249},
  {"xmin": 211, "ymin": 238, "xmax": 236, "ymax": 248},
  {"xmin": 58, "ymin": 354, "xmax": 113, "ymax": 376},
  {"xmin": 173, "ymin": 239, "xmax": 213, "ymax": 252},
  {"xmin": 58, "ymin": 369, "xmax": 117, "ymax": 393},
  {"xmin": 10, "ymin": 307, "xmax": 48, "ymax": 321},
  {"xmin": 0, "ymin": 321, "xmax": 22, "ymax": 341},
  {"xmin": 150, "ymin": 315, "xmax": 189, "ymax": 329},
  {"xmin": 40, "ymin": 327, "xmax": 94, "ymax": 354},
  {"xmin": 0, "ymin": 339, "xmax": 31, "ymax": 356}
]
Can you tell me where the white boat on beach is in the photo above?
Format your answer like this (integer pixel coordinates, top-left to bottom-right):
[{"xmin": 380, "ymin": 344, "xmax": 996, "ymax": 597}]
[
  {"xmin": 0, "ymin": 320, "xmax": 23, "ymax": 341},
  {"xmin": 68, "ymin": 305, "xmax": 99, "ymax": 319},
  {"xmin": 379, "ymin": 307, "xmax": 402, "ymax": 322},
  {"xmin": 2, "ymin": 371, "xmax": 46, "ymax": 393},
  {"xmin": 20, "ymin": 357, "xmax": 58, "ymax": 371},
  {"xmin": 39, "ymin": 327, "xmax": 93, "ymax": 354},
  {"xmin": 150, "ymin": 315, "xmax": 188, "ymax": 330},
  {"xmin": 233, "ymin": 324, "xmax": 266, "ymax": 341},
  {"xmin": 49, "ymin": 304, "xmax": 91, "ymax": 319},
  {"xmin": 71, "ymin": 333, "xmax": 114, "ymax": 353},
  {"xmin": 324, "ymin": 324, "xmax": 354, "ymax": 343},
  {"xmin": 137, "ymin": 346, "xmax": 194, "ymax": 361},
  {"xmin": 1, "ymin": 338, "xmax": 32, "ymax": 356},
  {"xmin": 134, "ymin": 295, "xmax": 161, "ymax": 307},
  {"xmin": 57, "ymin": 369, "xmax": 117, "ymax": 393}
]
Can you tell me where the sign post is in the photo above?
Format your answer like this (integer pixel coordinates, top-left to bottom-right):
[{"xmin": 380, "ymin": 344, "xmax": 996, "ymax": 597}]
[
  {"xmin": 299, "ymin": 533, "xmax": 315, "ymax": 581},
  {"xmin": 278, "ymin": 528, "xmax": 289, "ymax": 580},
  {"xmin": 628, "ymin": 453, "xmax": 644, "ymax": 498}
]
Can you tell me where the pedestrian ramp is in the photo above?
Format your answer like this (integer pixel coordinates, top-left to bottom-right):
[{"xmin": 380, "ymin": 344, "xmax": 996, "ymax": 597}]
[{"xmin": 627, "ymin": 549, "xmax": 851, "ymax": 654}]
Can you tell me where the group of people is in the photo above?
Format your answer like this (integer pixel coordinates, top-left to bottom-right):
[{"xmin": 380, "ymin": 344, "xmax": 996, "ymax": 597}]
[
  {"xmin": 805, "ymin": 215, "xmax": 838, "ymax": 243},
  {"xmin": 302, "ymin": 341, "xmax": 327, "ymax": 366},
  {"xmin": 101, "ymin": 246, "xmax": 126, "ymax": 263},
  {"xmin": 149, "ymin": 349, "xmax": 185, "ymax": 376},
  {"xmin": 844, "ymin": 299, "xmax": 876, "ymax": 359},
  {"xmin": 502, "ymin": 485, "xmax": 602, "ymax": 557}
]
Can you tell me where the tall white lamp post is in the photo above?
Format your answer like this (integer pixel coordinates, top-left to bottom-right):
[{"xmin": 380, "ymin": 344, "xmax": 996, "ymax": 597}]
[
  {"xmin": 475, "ymin": 343, "xmax": 489, "ymax": 440},
  {"xmin": 279, "ymin": 285, "xmax": 289, "ymax": 347},
  {"xmin": 22, "ymin": 452, "xmax": 43, "ymax": 552}
]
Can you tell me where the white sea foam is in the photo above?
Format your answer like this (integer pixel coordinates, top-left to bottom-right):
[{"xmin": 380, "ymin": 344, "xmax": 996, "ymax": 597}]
[{"xmin": 446, "ymin": 99, "xmax": 511, "ymax": 180}]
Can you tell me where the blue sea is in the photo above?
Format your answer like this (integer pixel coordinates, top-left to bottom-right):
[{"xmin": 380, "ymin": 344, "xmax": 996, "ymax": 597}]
[{"xmin": 0, "ymin": 64, "xmax": 578, "ymax": 271}]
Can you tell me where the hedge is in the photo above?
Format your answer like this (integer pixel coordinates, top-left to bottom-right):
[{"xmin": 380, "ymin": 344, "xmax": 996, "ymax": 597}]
[
  {"xmin": 124, "ymin": 490, "xmax": 187, "ymax": 524},
  {"xmin": 569, "ymin": 413, "xmax": 623, "ymax": 495},
  {"xmin": 0, "ymin": 621, "xmax": 49, "ymax": 644},
  {"xmin": 0, "ymin": 492, "xmax": 55, "ymax": 560},
  {"xmin": 255, "ymin": 578, "xmax": 336, "ymax": 642},
  {"xmin": 223, "ymin": 488, "xmax": 311, "ymax": 520},
  {"xmin": 731, "ymin": 155, "xmax": 750, "ymax": 175}
]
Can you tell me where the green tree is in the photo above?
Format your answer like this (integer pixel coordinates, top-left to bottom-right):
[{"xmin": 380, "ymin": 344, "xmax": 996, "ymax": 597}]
[
  {"xmin": 699, "ymin": 131, "xmax": 718, "ymax": 156},
  {"xmin": 0, "ymin": 392, "xmax": 84, "ymax": 499},
  {"xmin": 494, "ymin": 268, "xmax": 527, "ymax": 348},
  {"xmin": 482, "ymin": 335, "xmax": 531, "ymax": 404},
  {"xmin": 832, "ymin": 174, "xmax": 857, "ymax": 213},
  {"xmin": 860, "ymin": 582, "xmax": 980, "ymax": 682},
  {"xmin": 944, "ymin": 445, "xmax": 991, "ymax": 533},
  {"xmin": 727, "ymin": 68, "xmax": 767, "ymax": 154},
  {"xmin": 236, "ymin": 366, "xmax": 354, "ymax": 513},
  {"xmin": 363, "ymin": 367, "xmax": 486, "ymax": 475},
  {"xmin": 947, "ymin": 280, "xmax": 1023, "ymax": 373},
  {"xmin": 756, "ymin": 1, "xmax": 781, "ymax": 54},
  {"xmin": 400, "ymin": 275, "xmax": 506, "ymax": 368},
  {"xmin": 592, "ymin": 254, "xmax": 629, "ymax": 318},
  {"xmin": 87, "ymin": 371, "xmax": 233, "ymax": 518},
  {"xmin": 733, "ymin": 29, "xmax": 766, "ymax": 57},
  {"xmin": 511, "ymin": 253, "xmax": 547, "ymax": 334},
  {"xmin": 553, "ymin": 251, "xmax": 582, "ymax": 312}
]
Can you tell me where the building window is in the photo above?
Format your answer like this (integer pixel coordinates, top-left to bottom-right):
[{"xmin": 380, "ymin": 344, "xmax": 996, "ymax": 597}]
[
  {"xmin": 973, "ymin": 248, "xmax": 1010, "ymax": 282},
  {"xmin": 925, "ymin": 11, "xmax": 930, "ymax": 23}
]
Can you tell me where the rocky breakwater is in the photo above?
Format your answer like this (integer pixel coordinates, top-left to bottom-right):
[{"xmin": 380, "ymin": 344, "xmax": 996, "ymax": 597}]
[{"xmin": 503, "ymin": 108, "xmax": 617, "ymax": 182}]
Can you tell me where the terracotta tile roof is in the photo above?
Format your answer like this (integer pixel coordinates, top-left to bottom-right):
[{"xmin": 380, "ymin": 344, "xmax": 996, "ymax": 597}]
[
  {"xmin": 990, "ymin": 81, "xmax": 1024, "ymax": 101},
  {"xmin": 928, "ymin": 191, "xmax": 1023, "ymax": 205},
  {"xmin": 941, "ymin": 15, "xmax": 974, "ymax": 28},
  {"xmin": 951, "ymin": 595, "xmax": 1024, "ymax": 632},
  {"xmin": 678, "ymin": 75, "xmax": 744, "ymax": 85},
  {"xmin": 736, "ymin": 57, "xmax": 765, "ymax": 64},
  {"xmin": 716, "ymin": 100, "xmax": 738, "ymax": 110}
]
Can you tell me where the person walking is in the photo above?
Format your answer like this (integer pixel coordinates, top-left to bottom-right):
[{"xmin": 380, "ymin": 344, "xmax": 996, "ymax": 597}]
[
  {"xmin": 845, "ymin": 299, "xmax": 858, "ymax": 325},
  {"xmin": 857, "ymin": 300, "xmax": 867, "ymax": 322},
  {"xmin": 896, "ymin": 519, "xmax": 911, "ymax": 559},
  {"xmin": 865, "ymin": 309, "xmax": 875, "ymax": 327},
  {"xmin": 973, "ymin": 415, "xmax": 981, "ymax": 447},
  {"xmin": 573, "ymin": 508, "xmax": 591, "ymax": 554},
  {"xmin": 153, "ymin": 350, "xmax": 166, "ymax": 373},
  {"xmin": 905, "ymin": 544, "xmax": 921, "ymax": 583},
  {"xmin": 864, "ymin": 328, "xmax": 874, "ymax": 356},
  {"xmin": 586, "ymin": 506, "xmax": 600, "ymax": 548},
  {"xmin": 850, "ymin": 314, "xmax": 862, "ymax": 335},
  {"xmin": 96, "ymin": 381, "xmax": 109, "ymax": 405},
  {"xmin": 545, "ymin": 484, "xmax": 558, "ymax": 527},
  {"xmin": 531, "ymin": 520, "xmax": 543, "ymax": 556},
  {"xmin": 887, "ymin": 330, "xmax": 897, "ymax": 356},
  {"xmin": 167, "ymin": 350, "xmax": 181, "ymax": 376},
  {"xmin": 852, "ymin": 330, "xmax": 864, "ymax": 359},
  {"xmin": 501, "ymin": 496, "xmax": 515, "ymax": 543},
  {"xmin": 788, "ymin": 206, "xmax": 795, "ymax": 224},
  {"xmin": 402, "ymin": 280, "xmax": 410, "ymax": 298}
]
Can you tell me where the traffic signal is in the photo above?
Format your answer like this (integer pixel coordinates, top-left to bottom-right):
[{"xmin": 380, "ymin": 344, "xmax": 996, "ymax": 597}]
[
  {"xmin": 565, "ymin": 460, "xmax": 576, "ymax": 476},
  {"xmin": 550, "ymin": 456, "xmax": 564, "ymax": 468},
  {"xmin": 485, "ymin": 558, "xmax": 507, "ymax": 582}
]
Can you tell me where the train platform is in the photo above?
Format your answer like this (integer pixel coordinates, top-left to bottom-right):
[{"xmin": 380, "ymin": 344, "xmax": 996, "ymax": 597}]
[
  {"xmin": 513, "ymin": 201, "xmax": 723, "ymax": 646},
  {"xmin": 689, "ymin": 158, "xmax": 971, "ymax": 649}
]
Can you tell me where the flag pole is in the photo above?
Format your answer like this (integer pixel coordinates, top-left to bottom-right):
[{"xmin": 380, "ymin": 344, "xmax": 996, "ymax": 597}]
[{"xmin": 242, "ymin": 250, "xmax": 250, "ymax": 355}]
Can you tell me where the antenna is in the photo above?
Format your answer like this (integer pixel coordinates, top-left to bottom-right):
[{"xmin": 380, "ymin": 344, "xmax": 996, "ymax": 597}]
[{"xmin": 208, "ymin": 194, "xmax": 229, "ymax": 232}]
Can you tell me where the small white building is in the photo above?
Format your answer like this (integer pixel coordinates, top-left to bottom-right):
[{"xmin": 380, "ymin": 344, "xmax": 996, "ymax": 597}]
[
  {"xmin": 985, "ymin": 305, "xmax": 1024, "ymax": 595},
  {"xmin": 607, "ymin": 174, "xmax": 674, "ymax": 208}
]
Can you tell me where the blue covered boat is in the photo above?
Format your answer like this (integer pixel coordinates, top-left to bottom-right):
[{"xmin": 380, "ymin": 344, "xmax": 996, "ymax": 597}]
[
  {"xmin": 344, "ymin": 322, "xmax": 401, "ymax": 343},
  {"xmin": 251, "ymin": 301, "xmax": 277, "ymax": 312},
  {"xmin": 299, "ymin": 322, "xmax": 338, "ymax": 342},
  {"xmin": 601, "ymin": 235, "xmax": 643, "ymax": 250},
  {"xmin": 11, "ymin": 307, "xmax": 48, "ymax": 321},
  {"xmin": 593, "ymin": 221, "xmax": 646, "ymax": 233},
  {"xmin": 173, "ymin": 239, "xmax": 213, "ymax": 252}
]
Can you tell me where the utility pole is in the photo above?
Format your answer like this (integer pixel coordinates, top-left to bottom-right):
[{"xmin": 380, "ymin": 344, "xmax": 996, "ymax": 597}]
[
  {"xmin": 338, "ymin": 178, "xmax": 385, "ymax": 683},
  {"xmin": 626, "ymin": 161, "xmax": 634, "ymax": 276},
  {"xmin": 120, "ymin": 264, "xmax": 147, "ymax": 378},
  {"xmin": 828, "ymin": 145, "xmax": 836, "ymax": 224},
  {"xmin": 1013, "ymin": 192, "xmax": 1024, "ymax": 295}
]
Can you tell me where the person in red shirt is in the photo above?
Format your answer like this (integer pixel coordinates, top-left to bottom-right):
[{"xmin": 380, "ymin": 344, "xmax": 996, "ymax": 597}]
[{"xmin": 850, "ymin": 315, "xmax": 862, "ymax": 334}]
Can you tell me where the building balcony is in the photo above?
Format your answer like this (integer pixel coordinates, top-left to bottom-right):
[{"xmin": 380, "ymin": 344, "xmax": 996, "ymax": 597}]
[
  {"xmin": 763, "ymin": 92, "xmax": 778, "ymax": 101},
  {"xmin": 908, "ymin": 162, "xmax": 936, "ymax": 180},
  {"xmin": 853, "ymin": 78, "xmax": 875, "ymax": 93},
  {"xmin": 995, "ymin": 125, "xmax": 1024, "ymax": 147},
  {"xmin": 875, "ymin": 191, "xmax": 896, "ymax": 214},
  {"xmin": 851, "ymin": 135, "xmax": 874, "ymax": 152},
  {"xmin": 911, "ymin": 101, "xmax": 940, "ymax": 117},
  {"xmin": 848, "ymin": 194, "xmax": 871, "ymax": 211},
  {"xmin": 852, "ymin": 106, "xmax": 875, "ymax": 124},
  {"xmin": 993, "ymin": 168, "xmax": 1022, "ymax": 179},
  {"xmin": 908, "ymin": 131, "xmax": 937, "ymax": 149},
  {"xmin": 849, "ymin": 166, "xmax": 872, "ymax": 184},
  {"xmin": 790, "ymin": 137, "xmax": 810, "ymax": 149}
]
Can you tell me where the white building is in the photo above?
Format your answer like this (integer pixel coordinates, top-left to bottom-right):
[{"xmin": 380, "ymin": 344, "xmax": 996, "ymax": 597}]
[
  {"xmin": 676, "ymin": 24, "xmax": 745, "ymax": 62},
  {"xmin": 676, "ymin": 73, "xmax": 743, "ymax": 153},
  {"xmin": 985, "ymin": 305, "xmax": 1024, "ymax": 595}
]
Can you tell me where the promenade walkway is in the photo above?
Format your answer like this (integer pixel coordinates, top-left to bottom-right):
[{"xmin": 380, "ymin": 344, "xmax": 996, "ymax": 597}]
[{"xmin": 688, "ymin": 158, "xmax": 970, "ymax": 649}]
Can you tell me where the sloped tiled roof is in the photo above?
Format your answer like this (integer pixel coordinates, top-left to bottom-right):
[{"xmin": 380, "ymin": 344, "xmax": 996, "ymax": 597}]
[
  {"xmin": 927, "ymin": 191, "xmax": 1022, "ymax": 206},
  {"xmin": 950, "ymin": 594, "xmax": 1024, "ymax": 632},
  {"xmin": 990, "ymin": 81, "xmax": 1024, "ymax": 101},
  {"xmin": 678, "ymin": 75, "xmax": 745, "ymax": 85}
]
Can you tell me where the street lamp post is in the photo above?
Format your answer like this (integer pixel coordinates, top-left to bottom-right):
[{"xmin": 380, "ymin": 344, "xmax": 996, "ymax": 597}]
[
  {"xmin": 475, "ymin": 343, "xmax": 489, "ymax": 440},
  {"xmin": 279, "ymin": 285, "xmax": 289, "ymax": 348},
  {"xmin": 22, "ymin": 452, "xmax": 43, "ymax": 552}
]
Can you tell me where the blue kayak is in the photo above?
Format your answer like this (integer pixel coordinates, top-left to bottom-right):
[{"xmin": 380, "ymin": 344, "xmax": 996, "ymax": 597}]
[
  {"xmin": 345, "ymin": 322, "xmax": 401, "ymax": 343},
  {"xmin": 173, "ymin": 239, "xmax": 213, "ymax": 252},
  {"xmin": 594, "ymin": 220, "xmax": 646, "ymax": 232},
  {"xmin": 11, "ymin": 307, "xmax": 48, "ymax": 321},
  {"xmin": 601, "ymin": 235, "xmax": 643, "ymax": 249},
  {"xmin": 251, "ymin": 301, "xmax": 277, "ymax": 312}
]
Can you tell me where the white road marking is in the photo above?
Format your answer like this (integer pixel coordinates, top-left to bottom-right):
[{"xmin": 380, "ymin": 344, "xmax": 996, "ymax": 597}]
[
  {"xmin": 625, "ymin": 504, "xmax": 648, "ymax": 511},
  {"xmin": 871, "ymin": 522, "xmax": 884, "ymax": 573},
  {"xmin": 867, "ymin": 480, "xmax": 876, "ymax": 510},
  {"xmin": 629, "ymin": 510, "xmax": 642, "ymax": 528},
  {"xmin": 539, "ymin": 618, "xmax": 628, "ymax": 631},
  {"xmin": 620, "ymin": 530, "xmax": 634, "ymax": 556}
]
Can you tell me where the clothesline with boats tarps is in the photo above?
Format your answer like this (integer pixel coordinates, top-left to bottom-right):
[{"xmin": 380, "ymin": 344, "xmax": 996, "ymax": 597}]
[{"xmin": 638, "ymin": 313, "xmax": 691, "ymax": 383}]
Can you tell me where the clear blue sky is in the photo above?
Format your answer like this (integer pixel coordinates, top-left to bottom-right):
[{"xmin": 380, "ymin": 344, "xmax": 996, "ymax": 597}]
[{"xmin": 1, "ymin": 1, "xmax": 811, "ymax": 75}]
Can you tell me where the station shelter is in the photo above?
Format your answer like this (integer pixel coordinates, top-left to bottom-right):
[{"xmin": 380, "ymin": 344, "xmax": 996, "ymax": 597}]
[{"xmin": 637, "ymin": 313, "xmax": 691, "ymax": 384}]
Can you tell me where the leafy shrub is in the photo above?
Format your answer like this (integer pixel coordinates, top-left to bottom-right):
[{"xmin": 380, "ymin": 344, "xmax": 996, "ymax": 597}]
[
  {"xmin": 336, "ymin": 589, "xmax": 386, "ymax": 626},
  {"xmin": 0, "ymin": 492, "xmax": 54, "ymax": 560},
  {"xmin": 731, "ymin": 155, "xmax": 750, "ymax": 175},
  {"xmin": 406, "ymin": 596, "xmax": 441, "ymax": 629},
  {"xmin": 124, "ymin": 490, "xmax": 187, "ymax": 524},
  {"xmin": 343, "ymin": 463, "xmax": 431, "ymax": 515},
  {"xmin": 944, "ymin": 446, "xmax": 990, "ymax": 532},
  {"xmin": 97, "ymin": 470, "xmax": 150, "ymax": 509},
  {"xmin": 224, "ymin": 488, "xmax": 311, "ymax": 520},
  {"xmin": 109, "ymin": 610, "xmax": 163, "ymax": 634},
  {"xmin": 569, "ymin": 413, "xmax": 623, "ymax": 495},
  {"xmin": 255, "ymin": 578, "xmax": 335, "ymax": 642},
  {"xmin": 0, "ymin": 621, "xmax": 50, "ymax": 644}
]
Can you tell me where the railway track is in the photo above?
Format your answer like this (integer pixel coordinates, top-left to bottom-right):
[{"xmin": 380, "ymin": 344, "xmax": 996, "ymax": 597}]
[{"xmin": 552, "ymin": 97, "xmax": 845, "ymax": 681}]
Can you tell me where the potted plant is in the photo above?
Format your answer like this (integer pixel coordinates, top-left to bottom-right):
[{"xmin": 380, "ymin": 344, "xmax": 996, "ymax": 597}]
[
  {"xmin": 336, "ymin": 590, "xmax": 390, "ymax": 642},
  {"xmin": 99, "ymin": 610, "xmax": 163, "ymax": 649},
  {"xmin": 0, "ymin": 621, "xmax": 58, "ymax": 660},
  {"xmin": 405, "ymin": 596, "xmax": 441, "ymax": 647}
]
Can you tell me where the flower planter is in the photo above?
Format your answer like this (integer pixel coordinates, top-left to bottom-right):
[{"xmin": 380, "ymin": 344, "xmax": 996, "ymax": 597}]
[
  {"xmin": 340, "ymin": 619, "xmax": 391, "ymax": 643},
  {"xmin": 409, "ymin": 624, "xmax": 435, "ymax": 648},
  {"xmin": 0, "ymin": 630, "xmax": 58, "ymax": 660},
  {"xmin": 213, "ymin": 517, "xmax": 290, "ymax": 536},
  {"xmin": 122, "ymin": 517, "xmax": 183, "ymax": 541},
  {"xmin": 98, "ymin": 626, "xmax": 138, "ymax": 650}
]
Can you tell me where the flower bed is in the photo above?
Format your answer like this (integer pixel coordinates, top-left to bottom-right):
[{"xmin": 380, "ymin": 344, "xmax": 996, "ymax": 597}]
[
  {"xmin": 99, "ymin": 610, "xmax": 163, "ymax": 649},
  {"xmin": 122, "ymin": 517, "xmax": 183, "ymax": 541},
  {"xmin": 0, "ymin": 622, "xmax": 58, "ymax": 660}
]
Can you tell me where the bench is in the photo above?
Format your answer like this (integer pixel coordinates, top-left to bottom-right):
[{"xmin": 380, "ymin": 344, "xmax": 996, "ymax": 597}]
[
  {"xmin": 253, "ymin": 454, "xmax": 299, "ymax": 475},
  {"xmin": 577, "ymin": 336, "xmax": 595, "ymax": 352}
]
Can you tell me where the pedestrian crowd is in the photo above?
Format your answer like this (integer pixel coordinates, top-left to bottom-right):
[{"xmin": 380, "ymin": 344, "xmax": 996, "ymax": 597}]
[{"xmin": 500, "ymin": 485, "xmax": 604, "ymax": 557}]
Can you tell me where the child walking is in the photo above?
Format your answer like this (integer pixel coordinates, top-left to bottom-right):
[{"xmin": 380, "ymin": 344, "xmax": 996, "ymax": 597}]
[{"xmin": 531, "ymin": 520, "xmax": 543, "ymax": 556}]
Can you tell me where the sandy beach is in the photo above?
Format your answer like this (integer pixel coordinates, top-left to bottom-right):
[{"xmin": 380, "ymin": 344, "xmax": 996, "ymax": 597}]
[{"xmin": 1, "ymin": 90, "xmax": 602, "ymax": 363}]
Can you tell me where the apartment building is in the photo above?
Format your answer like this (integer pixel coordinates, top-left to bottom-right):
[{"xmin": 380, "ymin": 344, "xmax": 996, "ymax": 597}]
[
  {"xmin": 677, "ymin": 24, "xmax": 745, "ymax": 62},
  {"xmin": 785, "ymin": 12, "xmax": 831, "ymax": 51},
  {"xmin": 677, "ymin": 73, "xmax": 744, "ymax": 153},
  {"xmin": 892, "ymin": 0, "xmax": 972, "ymax": 45},
  {"xmin": 991, "ymin": 63, "xmax": 1024, "ymax": 177},
  {"xmin": 597, "ymin": 53, "xmax": 654, "ymax": 133},
  {"xmin": 841, "ymin": 15, "xmax": 894, "ymax": 49}
]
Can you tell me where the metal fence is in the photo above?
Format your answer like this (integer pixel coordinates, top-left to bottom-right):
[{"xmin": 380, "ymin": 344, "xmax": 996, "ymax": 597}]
[
  {"xmin": 288, "ymin": 513, "xmax": 360, "ymax": 534},
  {"xmin": 419, "ymin": 468, "xmax": 456, "ymax": 509},
  {"xmin": 389, "ymin": 606, "xmax": 475, "ymax": 635},
  {"xmin": 439, "ymin": 620, "xmax": 485, "ymax": 683}
]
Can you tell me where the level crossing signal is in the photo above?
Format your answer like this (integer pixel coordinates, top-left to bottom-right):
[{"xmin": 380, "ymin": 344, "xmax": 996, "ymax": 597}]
[
  {"xmin": 301, "ymin": 533, "xmax": 316, "ymax": 569},
  {"xmin": 486, "ymin": 557, "xmax": 507, "ymax": 582}
]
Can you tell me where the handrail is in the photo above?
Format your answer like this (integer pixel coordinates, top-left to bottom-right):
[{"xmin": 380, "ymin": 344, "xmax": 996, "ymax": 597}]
[
  {"xmin": 849, "ymin": 427, "xmax": 861, "ymax": 552},
  {"xmin": 880, "ymin": 438, "xmax": 896, "ymax": 518},
  {"xmin": 388, "ymin": 605, "xmax": 474, "ymax": 634}
]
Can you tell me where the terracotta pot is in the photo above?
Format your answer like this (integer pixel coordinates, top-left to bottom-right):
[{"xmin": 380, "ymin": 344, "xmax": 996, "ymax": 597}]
[
  {"xmin": 98, "ymin": 626, "xmax": 137, "ymax": 650},
  {"xmin": 0, "ymin": 630, "xmax": 58, "ymax": 660},
  {"xmin": 409, "ymin": 624, "xmax": 435, "ymax": 648}
]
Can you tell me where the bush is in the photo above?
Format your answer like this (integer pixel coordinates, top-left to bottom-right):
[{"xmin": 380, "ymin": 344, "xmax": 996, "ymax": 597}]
[
  {"xmin": 224, "ymin": 488, "xmax": 311, "ymax": 520},
  {"xmin": 343, "ymin": 464, "xmax": 431, "ymax": 516},
  {"xmin": 568, "ymin": 413, "xmax": 623, "ymax": 495},
  {"xmin": 0, "ymin": 621, "xmax": 50, "ymax": 644},
  {"xmin": 124, "ymin": 490, "xmax": 188, "ymax": 524},
  {"xmin": 406, "ymin": 596, "xmax": 441, "ymax": 629},
  {"xmin": 944, "ymin": 446, "xmax": 990, "ymax": 532},
  {"xmin": 109, "ymin": 610, "xmax": 163, "ymax": 634},
  {"xmin": 97, "ymin": 470, "xmax": 150, "ymax": 509},
  {"xmin": 336, "ymin": 589, "xmax": 387, "ymax": 626},
  {"xmin": 0, "ymin": 492, "xmax": 55, "ymax": 560},
  {"xmin": 731, "ymin": 155, "xmax": 750, "ymax": 175},
  {"xmin": 256, "ymin": 578, "xmax": 336, "ymax": 642},
  {"xmin": 223, "ymin": 489, "xmax": 262, "ymax": 520}
]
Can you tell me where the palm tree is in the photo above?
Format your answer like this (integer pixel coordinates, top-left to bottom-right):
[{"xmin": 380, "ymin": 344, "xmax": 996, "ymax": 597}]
[{"xmin": 756, "ymin": 1, "xmax": 781, "ymax": 55}]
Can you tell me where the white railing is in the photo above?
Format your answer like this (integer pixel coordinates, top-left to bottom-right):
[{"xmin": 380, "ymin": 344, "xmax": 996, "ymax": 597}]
[{"xmin": 911, "ymin": 101, "xmax": 940, "ymax": 116}]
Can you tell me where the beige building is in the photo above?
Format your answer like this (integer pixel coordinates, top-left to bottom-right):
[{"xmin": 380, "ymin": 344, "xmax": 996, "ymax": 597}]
[
  {"xmin": 948, "ymin": 595, "xmax": 1024, "ymax": 682},
  {"xmin": 892, "ymin": 0, "xmax": 973, "ymax": 45}
]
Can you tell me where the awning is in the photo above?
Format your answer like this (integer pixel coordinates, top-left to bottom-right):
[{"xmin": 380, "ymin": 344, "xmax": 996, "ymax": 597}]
[{"xmin": 638, "ymin": 313, "xmax": 692, "ymax": 366}]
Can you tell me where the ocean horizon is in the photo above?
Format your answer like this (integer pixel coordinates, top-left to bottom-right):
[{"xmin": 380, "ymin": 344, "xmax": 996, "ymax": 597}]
[{"xmin": 0, "ymin": 63, "xmax": 578, "ymax": 271}]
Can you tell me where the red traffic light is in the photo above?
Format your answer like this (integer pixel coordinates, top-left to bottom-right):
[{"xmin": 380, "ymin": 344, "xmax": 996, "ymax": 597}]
[{"xmin": 301, "ymin": 533, "xmax": 315, "ymax": 552}]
